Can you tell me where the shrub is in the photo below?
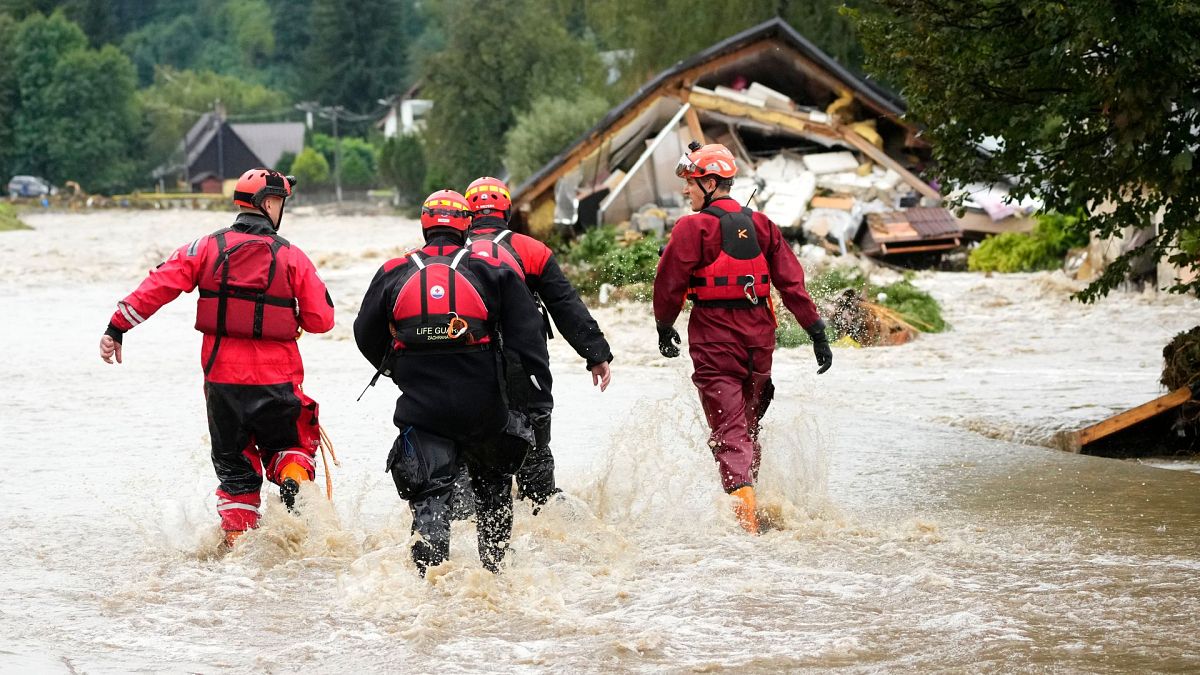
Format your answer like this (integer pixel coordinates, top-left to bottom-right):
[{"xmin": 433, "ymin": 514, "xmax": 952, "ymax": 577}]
[
  {"xmin": 290, "ymin": 147, "xmax": 330, "ymax": 188},
  {"xmin": 379, "ymin": 134, "xmax": 426, "ymax": 202},
  {"xmin": 504, "ymin": 93, "xmax": 611, "ymax": 186},
  {"xmin": 561, "ymin": 226, "xmax": 662, "ymax": 296},
  {"xmin": 968, "ymin": 211, "xmax": 1087, "ymax": 273}
]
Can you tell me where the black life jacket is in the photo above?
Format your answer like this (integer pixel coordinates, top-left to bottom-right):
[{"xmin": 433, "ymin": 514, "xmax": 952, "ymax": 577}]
[
  {"xmin": 195, "ymin": 228, "xmax": 299, "ymax": 340},
  {"xmin": 466, "ymin": 229, "xmax": 525, "ymax": 280},
  {"xmin": 390, "ymin": 247, "xmax": 492, "ymax": 352},
  {"xmin": 687, "ymin": 205, "xmax": 771, "ymax": 307}
]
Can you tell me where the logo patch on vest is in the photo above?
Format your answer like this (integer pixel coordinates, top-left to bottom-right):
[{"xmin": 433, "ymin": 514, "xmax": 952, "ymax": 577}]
[
  {"xmin": 737, "ymin": 229, "xmax": 748, "ymax": 239},
  {"xmin": 430, "ymin": 285, "xmax": 445, "ymax": 300}
]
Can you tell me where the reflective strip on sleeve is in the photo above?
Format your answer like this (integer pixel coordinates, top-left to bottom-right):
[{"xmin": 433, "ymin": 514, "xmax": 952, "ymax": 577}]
[
  {"xmin": 123, "ymin": 302, "xmax": 146, "ymax": 324},
  {"xmin": 117, "ymin": 303, "xmax": 141, "ymax": 326},
  {"xmin": 529, "ymin": 374, "xmax": 542, "ymax": 391}
]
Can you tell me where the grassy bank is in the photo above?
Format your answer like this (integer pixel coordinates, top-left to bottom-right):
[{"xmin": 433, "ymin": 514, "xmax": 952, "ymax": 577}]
[{"xmin": 0, "ymin": 203, "xmax": 31, "ymax": 231}]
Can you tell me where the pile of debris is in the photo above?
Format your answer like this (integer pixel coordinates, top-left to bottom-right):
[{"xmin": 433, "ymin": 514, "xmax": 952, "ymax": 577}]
[
  {"xmin": 825, "ymin": 287, "xmax": 917, "ymax": 346},
  {"xmin": 688, "ymin": 82, "xmax": 967, "ymax": 264}
]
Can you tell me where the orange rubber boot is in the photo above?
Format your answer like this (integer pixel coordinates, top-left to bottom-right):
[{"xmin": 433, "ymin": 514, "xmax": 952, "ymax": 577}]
[
  {"xmin": 224, "ymin": 530, "xmax": 245, "ymax": 548},
  {"xmin": 730, "ymin": 486, "xmax": 759, "ymax": 535},
  {"xmin": 279, "ymin": 462, "xmax": 310, "ymax": 511},
  {"xmin": 279, "ymin": 462, "xmax": 310, "ymax": 484}
]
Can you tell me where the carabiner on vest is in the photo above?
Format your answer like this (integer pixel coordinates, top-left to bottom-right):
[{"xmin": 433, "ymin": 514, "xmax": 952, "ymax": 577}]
[{"xmin": 743, "ymin": 277, "xmax": 760, "ymax": 305}]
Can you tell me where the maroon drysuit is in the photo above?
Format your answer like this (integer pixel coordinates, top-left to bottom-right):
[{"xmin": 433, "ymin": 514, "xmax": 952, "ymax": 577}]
[{"xmin": 653, "ymin": 197, "xmax": 823, "ymax": 492}]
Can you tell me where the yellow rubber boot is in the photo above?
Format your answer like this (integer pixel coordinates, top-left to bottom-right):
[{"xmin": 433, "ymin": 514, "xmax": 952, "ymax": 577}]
[{"xmin": 730, "ymin": 486, "xmax": 759, "ymax": 535}]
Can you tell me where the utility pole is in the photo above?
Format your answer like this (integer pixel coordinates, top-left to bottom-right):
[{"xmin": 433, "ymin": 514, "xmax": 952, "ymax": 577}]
[
  {"xmin": 214, "ymin": 99, "xmax": 225, "ymax": 185},
  {"xmin": 329, "ymin": 106, "xmax": 344, "ymax": 203}
]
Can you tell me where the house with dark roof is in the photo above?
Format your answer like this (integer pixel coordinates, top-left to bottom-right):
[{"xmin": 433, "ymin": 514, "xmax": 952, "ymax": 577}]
[
  {"xmin": 156, "ymin": 113, "xmax": 305, "ymax": 193},
  {"xmin": 510, "ymin": 17, "xmax": 947, "ymax": 249}
]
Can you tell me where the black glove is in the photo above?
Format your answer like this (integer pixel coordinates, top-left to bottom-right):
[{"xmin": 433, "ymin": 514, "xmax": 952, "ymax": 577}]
[
  {"xmin": 528, "ymin": 407, "xmax": 552, "ymax": 448},
  {"xmin": 806, "ymin": 320, "xmax": 832, "ymax": 375},
  {"xmin": 657, "ymin": 323, "xmax": 681, "ymax": 358}
]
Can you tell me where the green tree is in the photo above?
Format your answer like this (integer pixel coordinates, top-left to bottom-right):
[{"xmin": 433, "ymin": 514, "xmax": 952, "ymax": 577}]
[
  {"xmin": 379, "ymin": 134, "xmax": 427, "ymax": 201},
  {"xmin": 43, "ymin": 44, "xmax": 142, "ymax": 191},
  {"xmin": 10, "ymin": 11, "xmax": 88, "ymax": 178},
  {"xmin": 338, "ymin": 137, "xmax": 378, "ymax": 188},
  {"xmin": 290, "ymin": 146, "xmax": 330, "ymax": 187},
  {"xmin": 304, "ymin": 0, "xmax": 412, "ymax": 115},
  {"xmin": 9, "ymin": 11, "xmax": 141, "ymax": 190},
  {"xmin": 852, "ymin": 1, "xmax": 1200, "ymax": 298},
  {"xmin": 587, "ymin": 0, "xmax": 864, "ymax": 93},
  {"xmin": 0, "ymin": 14, "xmax": 19, "ymax": 181},
  {"xmin": 504, "ymin": 92, "xmax": 610, "ymax": 185},
  {"xmin": 421, "ymin": 0, "xmax": 608, "ymax": 188}
]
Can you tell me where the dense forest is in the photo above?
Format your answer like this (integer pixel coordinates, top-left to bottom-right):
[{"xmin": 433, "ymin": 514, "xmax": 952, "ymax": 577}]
[{"xmin": 0, "ymin": 0, "xmax": 864, "ymax": 196}]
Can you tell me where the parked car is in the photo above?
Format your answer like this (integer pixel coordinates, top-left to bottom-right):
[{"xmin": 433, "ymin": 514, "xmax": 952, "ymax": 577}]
[{"xmin": 7, "ymin": 175, "xmax": 55, "ymax": 198}]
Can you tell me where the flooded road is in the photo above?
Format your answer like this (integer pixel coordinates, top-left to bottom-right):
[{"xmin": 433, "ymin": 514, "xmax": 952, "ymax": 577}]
[{"xmin": 1, "ymin": 211, "xmax": 1197, "ymax": 672}]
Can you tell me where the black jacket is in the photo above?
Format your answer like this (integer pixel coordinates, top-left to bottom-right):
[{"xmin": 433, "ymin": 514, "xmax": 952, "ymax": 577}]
[
  {"xmin": 354, "ymin": 235, "xmax": 553, "ymax": 441},
  {"xmin": 470, "ymin": 216, "xmax": 613, "ymax": 369}
]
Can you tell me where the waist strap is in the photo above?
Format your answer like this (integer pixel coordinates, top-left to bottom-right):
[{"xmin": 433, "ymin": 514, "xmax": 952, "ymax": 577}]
[
  {"xmin": 688, "ymin": 274, "xmax": 769, "ymax": 287},
  {"xmin": 690, "ymin": 298, "xmax": 766, "ymax": 309},
  {"xmin": 199, "ymin": 288, "xmax": 295, "ymax": 307}
]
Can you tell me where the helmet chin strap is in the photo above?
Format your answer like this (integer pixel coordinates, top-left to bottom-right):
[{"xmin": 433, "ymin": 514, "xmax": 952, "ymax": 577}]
[
  {"xmin": 696, "ymin": 177, "xmax": 716, "ymax": 209},
  {"xmin": 258, "ymin": 200, "xmax": 285, "ymax": 231}
]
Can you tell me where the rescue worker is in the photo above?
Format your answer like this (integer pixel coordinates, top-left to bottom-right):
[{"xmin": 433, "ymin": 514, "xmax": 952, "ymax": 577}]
[
  {"xmin": 653, "ymin": 143, "xmax": 833, "ymax": 534},
  {"xmin": 353, "ymin": 189, "xmax": 553, "ymax": 575},
  {"xmin": 463, "ymin": 176, "xmax": 613, "ymax": 506},
  {"xmin": 98, "ymin": 168, "xmax": 335, "ymax": 548}
]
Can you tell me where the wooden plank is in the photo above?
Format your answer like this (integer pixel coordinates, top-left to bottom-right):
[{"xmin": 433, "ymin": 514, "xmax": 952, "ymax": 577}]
[
  {"xmin": 1076, "ymin": 386, "xmax": 1193, "ymax": 448},
  {"xmin": 688, "ymin": 89, "xmax": 843, "ymax": 140},
  {"xmin": 839, "ymin": 127, "xmax": 942, "ymax": 202},
  {"xmin": 684, "ymin": 106, "xmax": 706, "ymax": 144},
  {"xmin": 879, "ymin": 239, "xmax": 959, "ymax": 255}
]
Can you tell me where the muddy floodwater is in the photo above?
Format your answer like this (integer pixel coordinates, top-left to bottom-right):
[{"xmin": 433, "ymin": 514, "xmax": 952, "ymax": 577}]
[{"xmin": 1, "ymin": 211, "xmax": 1198, "ymax": 673}]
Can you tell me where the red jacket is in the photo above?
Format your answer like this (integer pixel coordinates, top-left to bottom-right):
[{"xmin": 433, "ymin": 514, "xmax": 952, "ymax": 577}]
[
  {"xmin": 470, "ymin": 217, "xmax": 613, "ymax": 369},
  {"xmin": 107, "ymin": 214, "xmax": 334, "ymax": 384},
  {"xmin": 654, "ymin": 197, "xmax": 821, "ymax": 347}
]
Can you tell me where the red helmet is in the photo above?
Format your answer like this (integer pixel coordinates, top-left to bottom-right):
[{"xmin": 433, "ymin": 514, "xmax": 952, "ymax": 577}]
[
  {"xmin": 464, "ymin": 176, "xmax": 511, "ymax": 217},
  {"xmin": 675, "ymin": 143, "xmax": 737, "ymax": 179},
  {"xmin": 420, "ymin": 189, "xmax": 472, "ymax": 232},
  {"xmin": 233, "ymin": 168, "xmax": 295, "ymax": 209}
]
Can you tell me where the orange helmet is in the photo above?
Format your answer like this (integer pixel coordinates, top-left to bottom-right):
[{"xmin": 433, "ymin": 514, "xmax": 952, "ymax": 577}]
[
  {"xmin": 420, "ymin": 189, "xmax": 472, "ymax": 232},
  {"xmin": 675, "ymin": 143, "xmax": 737, "ymax": 180},
  {"xmin": 233, "ymin": 168, "xmax": 295, "ymax": 210},
  {"xmin": 464, "ymin": 176, "xmax": 511, "ymax": 218}
]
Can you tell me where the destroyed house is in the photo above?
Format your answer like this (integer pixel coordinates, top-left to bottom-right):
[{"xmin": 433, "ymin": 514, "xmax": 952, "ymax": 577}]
[{"xmin": 511, "ymin": 17, "xmax": 964, "ymax": 260}]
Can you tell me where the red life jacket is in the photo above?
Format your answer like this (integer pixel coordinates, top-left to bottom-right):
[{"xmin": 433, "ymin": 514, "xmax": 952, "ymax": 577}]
[
  {"xmin": 195, "ymin": 228, "xmax": 299, "ymax": 340},
  {"xmin": 466, "ymin": 229, "xmax": 525, "ymax": 280},
  {"xmin": 390, "ymin": 248, "xmax": 492, "ymax": 351},
  {"xmin": 687, "ymin": 204, "xmax": 771, "ymax": 307}
]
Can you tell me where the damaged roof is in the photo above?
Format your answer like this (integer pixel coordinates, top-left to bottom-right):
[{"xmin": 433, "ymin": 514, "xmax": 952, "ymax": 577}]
[{"xmin": 511, "ymin": 17, "xmax": 923, "ymax": 228}]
